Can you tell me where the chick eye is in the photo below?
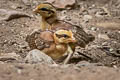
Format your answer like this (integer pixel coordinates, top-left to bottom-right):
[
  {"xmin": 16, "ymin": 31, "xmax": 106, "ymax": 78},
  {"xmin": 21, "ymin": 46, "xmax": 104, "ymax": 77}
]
[
  {"xmin": 62, "ymin": 34, "xmax": 70, "ymax": 38},
  {"xmin": 40, "ymin": 8, "xmax": 48, "ymax": 11}
]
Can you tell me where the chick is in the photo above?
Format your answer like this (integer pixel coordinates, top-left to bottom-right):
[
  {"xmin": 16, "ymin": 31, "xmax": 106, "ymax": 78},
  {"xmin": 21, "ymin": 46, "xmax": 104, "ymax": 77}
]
[
  {"xmin": 26, "ymin": 29, "xmax": 77, "ymax": 64},
  {"xmin": 33, "ymin": 3, "xmax": 57, "ymax": 30},
  {"xmin": 33, "ymin": 3, "xmax": 95, "ymax": 48}
]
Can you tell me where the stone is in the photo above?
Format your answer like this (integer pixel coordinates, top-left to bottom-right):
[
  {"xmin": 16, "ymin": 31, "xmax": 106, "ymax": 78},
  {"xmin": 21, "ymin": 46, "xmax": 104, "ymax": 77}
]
[
  {"xmin": 22, "ymin": 0, "xmax": 31, "ymax": 6},
  {"xmin": 0, "ymin": 9, "xmax": 31, "ymax": 21},
  {"xmin": 91, "ymin": 27, "xmax": 97, "ymax": 31},
  {"xmin": 0, "ymin": 52, "xmax": 21, "ymax": 62},
  {"xmin": 25, "ymin": 49, "xmax": 55, "ymax": 64},
  {"xmin": 95, "ymin": 12, "xmax": 108, "ymax": 18},
  {"xmin": 83, "ymin": 15, "xmax": 92, "ymax": 22},
  {"xmin": 76, "ymin": 61, "xmax": 103, "ymax": 68},
  {"xmin": 98, "ymin": 34, "xmax": 110, "ymax": 40},
  {"xmin": 46, "ymin": 0, "xmax": 76, "ymax": 9}
]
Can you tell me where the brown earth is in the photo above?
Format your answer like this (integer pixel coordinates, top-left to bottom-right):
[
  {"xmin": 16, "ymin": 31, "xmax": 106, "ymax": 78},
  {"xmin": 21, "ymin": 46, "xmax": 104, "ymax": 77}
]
[{"xmin": 0, "ymin": 0, "xmax": 120, "ymax": 80}]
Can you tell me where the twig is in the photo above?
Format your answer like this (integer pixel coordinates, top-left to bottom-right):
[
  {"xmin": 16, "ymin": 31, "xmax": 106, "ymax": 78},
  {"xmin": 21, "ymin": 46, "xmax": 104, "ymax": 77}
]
[{"xmin": 77, "ymin": 51, "xmax": 93, "ymax": 60}]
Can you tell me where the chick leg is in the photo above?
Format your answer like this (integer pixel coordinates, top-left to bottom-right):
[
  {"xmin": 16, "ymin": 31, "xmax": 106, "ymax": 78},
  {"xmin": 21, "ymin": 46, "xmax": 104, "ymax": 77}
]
[{"xmin": 63, "ymin": 45, "xmax": 73, "ymax": 64}]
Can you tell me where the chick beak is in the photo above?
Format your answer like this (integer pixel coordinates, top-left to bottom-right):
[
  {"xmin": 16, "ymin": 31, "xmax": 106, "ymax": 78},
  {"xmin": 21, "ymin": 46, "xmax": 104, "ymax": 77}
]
[
  {"xmin": 69, "ymin": 37, "xmax": 77, "ymax": 43},
  {"xmin": 71, "ymin": 39, "xmax": 77, "ymax": 43},
  {"xmin": 33, "ymin": 8, "xmax": 38, "ymax": 13}
]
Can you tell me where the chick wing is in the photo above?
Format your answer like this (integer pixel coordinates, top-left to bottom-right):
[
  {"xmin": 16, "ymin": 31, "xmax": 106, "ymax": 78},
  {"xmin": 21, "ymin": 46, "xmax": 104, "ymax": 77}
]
[
  {"xmin": 51, "ymin": 20, "xmax": 95, "ymax": 48},
  {"xmin": 26, "ymin": 30, "xmax": 54, "ymax": 50}
]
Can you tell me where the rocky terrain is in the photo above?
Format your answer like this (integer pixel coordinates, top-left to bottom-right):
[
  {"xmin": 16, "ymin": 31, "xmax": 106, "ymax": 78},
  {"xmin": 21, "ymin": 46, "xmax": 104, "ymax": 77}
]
[{"xmin": 0, "ymin": 0, "xmax": 120, "ymax": 80}]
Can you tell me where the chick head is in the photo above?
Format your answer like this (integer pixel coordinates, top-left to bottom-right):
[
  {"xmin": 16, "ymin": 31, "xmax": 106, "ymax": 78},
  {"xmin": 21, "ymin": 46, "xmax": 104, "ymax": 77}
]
[
  {"xmin": 33, "ymin": 3, "xmax": 57, "ymax": 18},
  {"xmin": 54, "ymin": 30, "xmax": 76, "ymax": 44}
]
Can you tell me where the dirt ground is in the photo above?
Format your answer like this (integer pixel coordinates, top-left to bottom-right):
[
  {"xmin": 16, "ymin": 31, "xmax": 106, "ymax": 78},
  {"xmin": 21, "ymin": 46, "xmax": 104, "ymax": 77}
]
[{"xmin": 0, "ymin": 0, "xmax": 120, "ymax": 80}]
